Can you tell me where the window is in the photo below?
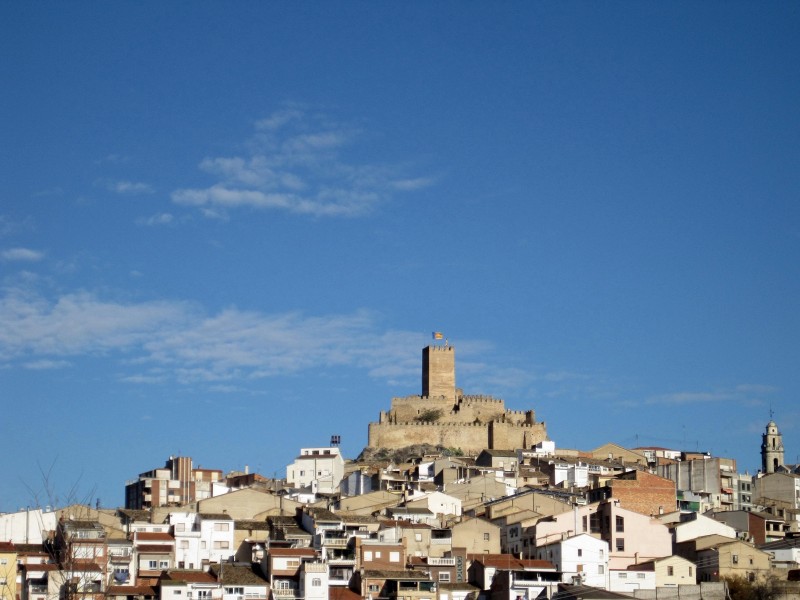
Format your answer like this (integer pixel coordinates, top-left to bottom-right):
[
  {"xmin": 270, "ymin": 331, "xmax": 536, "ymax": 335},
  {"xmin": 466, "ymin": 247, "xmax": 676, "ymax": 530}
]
[
  {"xmin": 619, "ymin": 573, "xmax": 627, "ymax": 579},
  {"xmin": 312, "ymin": 579, "xmax": 321, "ymax": 587},
  {"xmin": 390, "ymin": 551, "xmax": 400, "ymax": 562},
  {"xmin": 582, "ymin": 516, "xmax": 587, "ymax": 532},
  {"xmin": 214, "ymin": 523, "xmax": 230, "ymax": 531},
  {"xmin": 483, "ymin": 533, "xmax": 490, "ymax": 541},
  {"xmin": 285, "ymin": 560, "xmax": 300, "ymax": 568},
  {"xmin": 667, "ymin": 566, "xmax": 674, "ymax": 576},
  {"xmin": 160, "ymin": 560, "xmax": 169, "ymax": 568},
  {"xmin": 732, "ymin": 554, "xmax": 739, "ymax": 564},
  {"xmin": 616, "ymin": 538, "xmax": 625, "ymax": 552},
  {"xmin": 375, "ymin": 551, "xmax": 382, "ymax": 558},
  {"xmin": 598, "ymin": 566, "xmax": 604, "ymax": 575},
  {"xmin": 225, "ymin": 588, "xmax": 243, "ymax": 595},
  {"xmin": 415, "ymin": 533, "xmax": 422, "ymax": 542},
  {"xmin": 637, "ymin": 573, "xmax": 645, "ymax": 579},
  {"xmin": 175, "ymin": 523, "xmax": 186, "ymax": 532},
  {"xmin": 364, "ymin": 551, "xmax": 373, "ymax": 561},
  {"xmin": 439, "ymin": 573, "xmax": 451, "ymax": 582},
  {"xmin": 577, "ymin": 549, "xmax": 583, "ymax": 557},
  {"xmin": 615, "ymin": 516, "xmax": 624, "ymax": 532},
  {"xmin": 180, "ymin": 541, "xmax": 190, "ymax": 549},
  {"xmin": 689, "ymin": 567, "xmax": 693, "ymax": 576},
  {"xmin": 213, "ymin": 541, "xmax": 230, "ymax": 549},
  {"xmin": 368, "ymin": 585, "xmax": 380, "ymax": 593},
  {"xmin": 590, "ymin": 513, "xmax": 601, "ymax": 534},
  {"xmin": 0, "ymin": 559, "xmax": 7, "ymax": 565}
]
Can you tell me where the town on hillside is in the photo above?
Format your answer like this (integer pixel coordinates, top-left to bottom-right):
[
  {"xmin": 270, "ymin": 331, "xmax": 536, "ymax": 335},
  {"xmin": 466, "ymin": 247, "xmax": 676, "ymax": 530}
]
[{"xmin": 2, "ymin": 345, "xmax": 799, "ymax": 600}]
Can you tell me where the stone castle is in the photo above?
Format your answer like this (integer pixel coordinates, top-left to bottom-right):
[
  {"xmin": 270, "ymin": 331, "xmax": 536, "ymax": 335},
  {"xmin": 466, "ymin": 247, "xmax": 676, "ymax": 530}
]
[{"xmin": 367, "ymin": 344, "xmax": 548, "ymax": 455}]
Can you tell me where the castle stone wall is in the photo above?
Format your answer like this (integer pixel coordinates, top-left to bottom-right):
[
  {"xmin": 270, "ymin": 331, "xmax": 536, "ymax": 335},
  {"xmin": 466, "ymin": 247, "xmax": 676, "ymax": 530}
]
[
  {"xmin": 366, "ymin": 344, "xmax": 548, "ymax": 454},
  {"xmin": 368, "ymin": 421, "xmax": 491, "ymax": 454}
]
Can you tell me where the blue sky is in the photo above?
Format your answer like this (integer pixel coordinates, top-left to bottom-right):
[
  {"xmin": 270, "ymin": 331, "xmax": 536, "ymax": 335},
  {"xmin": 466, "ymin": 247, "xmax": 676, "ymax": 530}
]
[{"xmin": 2, "ymin": 2, "xmax": 799, "ymax": 511}]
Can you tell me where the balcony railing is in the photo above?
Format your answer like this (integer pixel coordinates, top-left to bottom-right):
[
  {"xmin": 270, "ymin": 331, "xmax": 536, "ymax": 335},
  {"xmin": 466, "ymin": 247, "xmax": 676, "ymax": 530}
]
[
  {"xmin": 30, "ymin": 585, "xmax": 48, "ymax": 594},
  {"xmin": 271, "ymin": 589, "xmax": 301, "ymax": 599},
  {"xmin": 430, "ymin": 538, "xmax": 452, "ymax": 545},
  {"xmin": 323, "ymin": 538, "xmax": 348, "ymax": 547},
  {"xmin": 427, "ymin": 557, "xmax": 455, "ymax": 566}
]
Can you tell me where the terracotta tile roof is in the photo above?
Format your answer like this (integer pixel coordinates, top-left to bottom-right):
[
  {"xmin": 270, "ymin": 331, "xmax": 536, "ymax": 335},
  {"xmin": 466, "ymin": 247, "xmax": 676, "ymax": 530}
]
[
  {"xmin": 362, "ymin": 569, "xmax": 430, "ymax": 580},
  {"xmin": 379, "ymin": 519, "xmax": 431, "ymax": 530},
  {"xmin": 327, "ymin": 586, "xmax": 362, "ymax": 600},
  {"xmin": 137, "ymin": 544, "xmax": 174, "ymax": 553},
  {"xmin": 469, "ymin": 554, "xmax": 555, "ymax": 571},
  {"xmin": 136, "ymin": 532, "xmax": 174, "ymax": 541},
  {"xmin": 210, "ymin": 564, "xmax": 268, "ymax": 586},
  {"xmin": 162, "ymin": 570, "xmax": 218, "ymax": 583},
  {"xmin": 268, "ymin": 548, "xmax": 318, "ymax": 557},
  {"xmin": 235, "ymin": 520, "xmax": 269, "ymax": 530},
  {"xmin": 22, "ymin": 564, "xmax": 60, "ymax": 572},
  {"xmin": 107, "ymin": 585, "xmax": 157, "ymax": 596}
]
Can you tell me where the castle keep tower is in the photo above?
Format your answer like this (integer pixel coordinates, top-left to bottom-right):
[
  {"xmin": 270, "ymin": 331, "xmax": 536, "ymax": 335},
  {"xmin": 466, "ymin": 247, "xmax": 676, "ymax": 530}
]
[
  {"xmin": 761, "ymin": 419, "xmax": 784, "ymax": 474},
  {"xmin": 367, "ymin": 343, "xmax": 548, "ymax": 454},
  {"xmin": 422, "ymin": 344, "xmax": 456, "ymax": 401}
]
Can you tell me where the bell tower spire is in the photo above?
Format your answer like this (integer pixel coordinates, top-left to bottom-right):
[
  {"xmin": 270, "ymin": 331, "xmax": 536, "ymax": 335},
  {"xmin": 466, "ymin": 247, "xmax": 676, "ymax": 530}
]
[{"xmin": 761, "ymin": 418, "xmax": 784, "ymax": 474}]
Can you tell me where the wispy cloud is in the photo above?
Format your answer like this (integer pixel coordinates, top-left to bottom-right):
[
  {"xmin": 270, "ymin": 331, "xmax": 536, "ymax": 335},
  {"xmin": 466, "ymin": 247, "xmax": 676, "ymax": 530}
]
[
  {"xmin": 99, "ymin": 179, "xmax": 154, "ymax": 195},
  {"xmin": 0, "ymin": 282, "xmax": 620, "ymax": 402},
  {"xmin": 0, "ymin": 283, "xmax": 431, "ymax": 387},
  {"xmin": 23, "ymin": 359, "xmax": 71, "ymax": 370},
  {"xmin": 619, "ymin": 383, "xmax": 778, "ymax": 408},
  {"xmin": 2, "ymin": 248, "xmax": 45, "ymax": 262},
  {"xmin": 172, "ymin": 107, "xmax": 435, "ymax": 219},
  {"xmin": 136, "ymin": 212, "xmax": 174, "ymax": 226}
]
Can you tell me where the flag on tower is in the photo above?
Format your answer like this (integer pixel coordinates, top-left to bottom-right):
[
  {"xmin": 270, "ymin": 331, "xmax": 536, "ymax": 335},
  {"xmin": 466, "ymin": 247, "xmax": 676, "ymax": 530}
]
[{"xmin": 432, "ymin": 331, "xmax": 444, "ymax": 340}]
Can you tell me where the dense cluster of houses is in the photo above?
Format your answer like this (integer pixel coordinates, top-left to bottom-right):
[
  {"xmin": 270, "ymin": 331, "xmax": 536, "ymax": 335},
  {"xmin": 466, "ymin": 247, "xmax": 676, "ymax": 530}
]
[{"xmin": 2, "ymin": 420, "xmax": 800, "ymax": 600}]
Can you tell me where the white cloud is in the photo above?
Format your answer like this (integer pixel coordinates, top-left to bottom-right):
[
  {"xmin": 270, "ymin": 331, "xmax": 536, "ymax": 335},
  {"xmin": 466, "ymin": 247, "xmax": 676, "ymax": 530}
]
[
  {"xmin": 23, "ymin": 359, "xmax": 71, "ymax": 370},
  {"xmin": 136, "ymin": 213, "xmax": 174, "ymax": 226},
  {"xmin": 173, "ymin": 107, "xmax": 434, "ymax": 219},
  {"xmin": 2, "ymin": 248, "xmax": 45, "ymax": 262},
  {"xmin": 0, "ymin": 284, "xmax": 431, "ymax": 387},
  {"xmin": 103, "ymin": 180, "xmax": 154, "ymax": 194}
]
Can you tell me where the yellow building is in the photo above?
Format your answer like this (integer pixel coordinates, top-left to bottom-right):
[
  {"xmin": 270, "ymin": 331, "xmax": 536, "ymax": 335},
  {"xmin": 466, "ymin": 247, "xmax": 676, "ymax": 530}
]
[{"xmin": 0, "ymin": 542, "xmax": 17, "ymax": 600}]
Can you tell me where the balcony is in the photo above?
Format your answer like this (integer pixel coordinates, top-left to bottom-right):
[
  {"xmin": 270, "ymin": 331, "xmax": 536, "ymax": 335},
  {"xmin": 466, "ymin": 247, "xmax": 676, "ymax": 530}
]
[
  {"xmin": 271, "ymin": 589, "xmax": 302, "ymax": 599},
  {"xmin": 427, "ymin": 557, "xmax": 455, "ymax": 566},
  {"xmin": 430, "ymin": 537, "xmax": 452, "ymax": 545},
  {"xmin": 30, "ymin": 585, "xmax": 48, "ymax": 594}
]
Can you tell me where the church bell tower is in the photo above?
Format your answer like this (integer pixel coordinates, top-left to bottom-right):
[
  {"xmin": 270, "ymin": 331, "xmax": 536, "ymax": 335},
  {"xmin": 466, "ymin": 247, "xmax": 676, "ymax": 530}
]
[{"xmin": 761, "ymin": 419, "xmax": 785, "ymax": 474}]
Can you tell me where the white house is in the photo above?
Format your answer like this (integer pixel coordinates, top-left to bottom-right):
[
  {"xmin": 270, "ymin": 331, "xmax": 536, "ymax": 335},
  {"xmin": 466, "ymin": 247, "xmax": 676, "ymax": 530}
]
[
  {"xmin": 609, "ymin": 567, "xmax": 656, "ymax": 593},
  {"xmin": 171, "ymin": 512, "xmax": 235, "ymax": 567},
  {"xmin": 286, "ymin": 447, "xmax": 345, "ymax": 495},
  {"xmin": 405, "ymin": 491, "xmax": 462, "ymax": 518},
  {"xmin": 665, "ymin": 511, "xmax": 737, "ymax": 544},
  {"xmin": 534, "ymin": 533, "xmax": 609, "ymax": 589}
]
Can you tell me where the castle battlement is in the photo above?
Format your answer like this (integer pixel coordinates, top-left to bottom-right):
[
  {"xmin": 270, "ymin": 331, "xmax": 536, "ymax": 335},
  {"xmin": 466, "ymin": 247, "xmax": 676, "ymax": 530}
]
[
  {"xmin": 367, "ymin": 344, "xmax": 548, "ymax": 453},
  {"xmin": 460, "ymin": 395, "xmax": 503, "ymax": 404},
  {"xmin": 428, "ymin": 344, "xmax": 453, "ymax": 353}
]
